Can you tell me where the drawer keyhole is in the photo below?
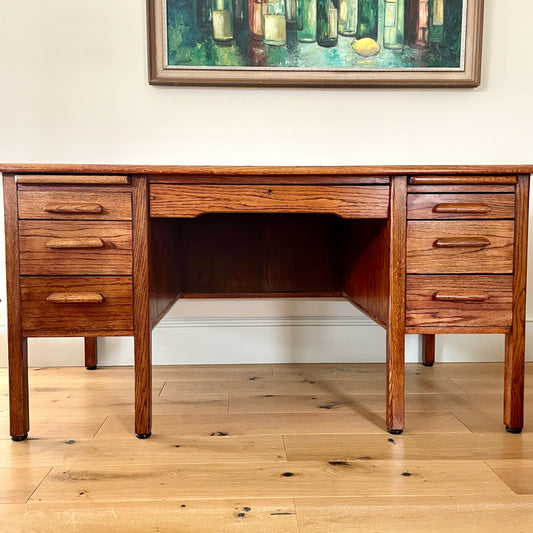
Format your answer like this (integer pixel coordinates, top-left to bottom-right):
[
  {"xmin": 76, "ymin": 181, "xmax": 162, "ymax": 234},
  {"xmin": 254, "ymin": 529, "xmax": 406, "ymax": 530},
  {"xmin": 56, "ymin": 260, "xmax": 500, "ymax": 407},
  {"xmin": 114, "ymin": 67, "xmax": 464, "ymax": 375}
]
[{"xmin": 267, "ymin": 189, "xmax": 273, "ymax": 196}]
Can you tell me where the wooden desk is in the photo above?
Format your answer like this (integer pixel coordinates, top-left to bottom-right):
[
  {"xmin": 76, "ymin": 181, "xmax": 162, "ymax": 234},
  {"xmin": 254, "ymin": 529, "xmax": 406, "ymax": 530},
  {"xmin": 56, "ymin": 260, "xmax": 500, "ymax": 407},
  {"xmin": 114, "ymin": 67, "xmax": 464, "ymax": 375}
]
[{"xmin": 1, "ymin": 165, "xmax": 531, "ymax": 440}]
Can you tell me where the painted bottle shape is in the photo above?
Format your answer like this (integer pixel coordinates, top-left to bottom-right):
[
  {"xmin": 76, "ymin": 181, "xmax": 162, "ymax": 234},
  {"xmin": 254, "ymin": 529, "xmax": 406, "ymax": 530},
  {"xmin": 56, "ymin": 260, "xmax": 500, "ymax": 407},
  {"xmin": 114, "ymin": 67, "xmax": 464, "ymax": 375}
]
[
  {"xmin": 384, "ymin": 0, "xmax": 404, "ymax": 49},
  {"xmin": 407, "ymin": 0, "xmax": 429, "ymax": 48},
  {"xmin": 233, "ymin": 0, "xmax": 245, "ymax": 28},
  {"xmin": 285, "ymin": 0, "xmax": 297, "ymax": 27},
  {"xmin": 429, "ymin": 0, "xmax": 444, "ymax": 42},
  {"xmin": 297, "ymin": 0, "xmax": 317, "ymax": 42},
  {"xmin": 197, "ymin": 0, "xmax": 213, "ymax": 33},
  {"xmin": 317, "ymin": 0, "xmax": 338, "ymax": 47},
  {"xmin": 249, "ymin": 0, "xmax": 264, "ymax": 39},
  {"xmin": 212, "ymin": 0, "xmax": 234, "ymax": 42},
  {"xmin": 338, "ymin": 0, "xmax": 358, "ymax": 36},
  {"xmin": 356, "ymin": 0, "xmax": 378, "ymax": 40},
  {"xmin": 264, "ymin": 0, "xmax": 287, "ymax": 46}
]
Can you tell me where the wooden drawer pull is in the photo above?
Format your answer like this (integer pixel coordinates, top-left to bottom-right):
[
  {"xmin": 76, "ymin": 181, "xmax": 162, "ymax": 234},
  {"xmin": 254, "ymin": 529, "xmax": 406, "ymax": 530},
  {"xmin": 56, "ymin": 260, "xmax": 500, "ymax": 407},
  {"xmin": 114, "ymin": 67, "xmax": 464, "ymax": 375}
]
[
  {"xmin": 46, "ymin": 292, "xmax": 104, "ymax": 304},
  {"xmin": 433, "ymin": 291, "xmax": 489, "ymax": 303},
  {"xmin": 433, "ymin": 237, "xmax": 491, "ymax": 248},
  {"xmin": 45, "ymin": 237, "xmax": 104, "ymax": 249},
  {"xmin": 44, "ymin": 203, "xmax": 103, "ymax": 214},
  {"xmin": 433, "ymin": 203, "xmax": 491, "ymax": 214}
]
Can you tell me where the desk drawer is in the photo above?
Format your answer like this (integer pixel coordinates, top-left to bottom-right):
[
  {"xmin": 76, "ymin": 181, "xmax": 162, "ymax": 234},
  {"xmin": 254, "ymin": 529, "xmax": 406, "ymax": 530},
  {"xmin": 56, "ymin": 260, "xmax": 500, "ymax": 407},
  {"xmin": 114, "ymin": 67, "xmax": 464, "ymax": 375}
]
[
  {"xmin": 407, "ymin": 193, "xmax": 515, "ymax": 220},
  {"xmin": 406, "ymin": 275, "xmax": 513, "ymax": 327},
  {"xmin": 21, "ymin": 276, "xmax": 134, "ymax": 336},
  {"xmin": 406, "ymin": 220, "xmax": 514, "ymax": 274},
  {"xmin": 19, "ymin": 221, "xmax": 132, "ymax": 275},
  {"xmin": 18, "ymin": 189, "xmax": 132, "ymax": 220},
  {"xmin": 149, "ymin": 185, "xmax": 390, "ymax": 218}
]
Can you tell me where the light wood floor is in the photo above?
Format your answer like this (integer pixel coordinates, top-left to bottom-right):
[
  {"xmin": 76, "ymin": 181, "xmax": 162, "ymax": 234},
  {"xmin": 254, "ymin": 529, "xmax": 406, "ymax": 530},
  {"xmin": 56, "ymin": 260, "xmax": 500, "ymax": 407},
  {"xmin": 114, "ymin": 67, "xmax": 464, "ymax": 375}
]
[{"xmin": 1, "ymin": 362, "xmax": 533, "ymax": 532}]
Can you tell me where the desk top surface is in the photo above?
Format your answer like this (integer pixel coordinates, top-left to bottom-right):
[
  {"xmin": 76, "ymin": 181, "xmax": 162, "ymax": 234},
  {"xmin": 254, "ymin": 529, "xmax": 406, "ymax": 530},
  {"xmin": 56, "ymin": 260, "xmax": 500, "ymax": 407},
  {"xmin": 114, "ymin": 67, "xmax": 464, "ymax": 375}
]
[{"xmin": 1, "ymin": 164, "xmax": 533, "ymax": 177}]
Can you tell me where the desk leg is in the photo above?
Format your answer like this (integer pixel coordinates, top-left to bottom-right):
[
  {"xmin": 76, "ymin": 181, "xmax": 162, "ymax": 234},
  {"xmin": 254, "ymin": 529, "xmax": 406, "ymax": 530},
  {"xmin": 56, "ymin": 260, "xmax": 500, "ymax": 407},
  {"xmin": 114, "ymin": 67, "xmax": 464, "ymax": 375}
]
[
  {"xmin": 387, "ymin": 176, "xmax": 406, "ymax": 434},
  {"xmin": 4, "ymin": 174, "xmax": 29, "ymax": 441},
  {"xmin": 504, "ymin": 175, "xmax": 528, "ymax": 433},
  {"xmin": 421, "ymin": 334, "xmax": 435, "ymax": 367},
  {"xmin": 134, "ymin": 328, "xmax": 152, "ymax": 438},
  {"xmin": 84, "ymin": 337, "xmax": 97, "ymax": 370},
  {"xmin": 387, "ymin": 328, "xmax": 405, "ymax": 434},
  {"xmin": 8, "ymin": 336, "xmax": 29, "ymax": 441},
  {"xmin": 133, "ymin": 176, "xmax": 152, "ymax": 438}
]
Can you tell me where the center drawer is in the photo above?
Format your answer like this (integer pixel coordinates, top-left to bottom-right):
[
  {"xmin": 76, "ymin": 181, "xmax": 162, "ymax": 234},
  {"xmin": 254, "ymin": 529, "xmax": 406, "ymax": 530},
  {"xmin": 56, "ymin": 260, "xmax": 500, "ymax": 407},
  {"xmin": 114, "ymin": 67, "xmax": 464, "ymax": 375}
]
[
  {"xmin": 406, "ymin": 220, "xmax": 514, "ymax": 274},
  {"xmin": 149, "ymin": 184, "xmax": 390, "ymax": 218},
  {"xmin": 19, "ymin": 220, "xmax": 132, "ymax": 275}
]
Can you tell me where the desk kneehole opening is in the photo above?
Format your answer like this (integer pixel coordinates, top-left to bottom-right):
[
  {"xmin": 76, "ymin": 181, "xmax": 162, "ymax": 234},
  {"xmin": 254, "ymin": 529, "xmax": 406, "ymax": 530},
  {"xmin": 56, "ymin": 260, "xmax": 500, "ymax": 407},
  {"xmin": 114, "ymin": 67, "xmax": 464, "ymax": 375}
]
[{"xmin": 46, "ymin": 292, "xmax": 105, "ymax": 304}]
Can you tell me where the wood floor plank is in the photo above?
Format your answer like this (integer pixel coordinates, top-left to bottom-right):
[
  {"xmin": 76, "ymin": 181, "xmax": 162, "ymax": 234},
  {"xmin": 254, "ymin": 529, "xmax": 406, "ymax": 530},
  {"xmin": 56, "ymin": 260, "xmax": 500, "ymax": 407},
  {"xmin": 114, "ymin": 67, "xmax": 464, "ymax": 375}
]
[
  {"xmin": 0, "ymin": 416, "xmax": 107, "ymax": 441},
  {"xmin": 160, "ymin": 379, "xmax": 347, "ymax": 396},
  {"xmin": 295, "ymin": 495, "xmax": 533, "ymax": 532},
  {"xmin": 0, "ymin": 499, "xmax": 298, "ymax": 532},
  {"xmin": 2, "ymin": 362, "xmax": 532, "ymax": 531},
  {"xmin": 284, "ymin": 433, "xmax": 533, "ymax": 461},
  {"xmin": 450, "ymin": 376, "xmax": 533, "ymax": 394},
  {"xmin": 486, "ymin": 459, "xmax": 533, "ymax": 494},
  {"xmin": 0, "ymin": 466, "xmax": 52, "ymax": 504},
  {"xmin": 0, "ymin": 435, "xmax": 286, "ymax": 468},
  {"xmin": 19, "ymin": 392, "xmax": 229, "ymax": 417},
  {"xmin": 338, "ymin": 375, "xmax": 466, "ymax": 395},
  {"xmin": 154, "ymin": 364, "xmax": 275, "ymax": 381},
  {"xmin": 229, "ymin": 392, "xmax": 471, "ymax": 414},
  {"xmin": 30, "ymin": 460, "xmax": 512, "ymax": 502},
  {"xmin": 94, "ymin": 411, "xmax": 469, "ymax": 439}
]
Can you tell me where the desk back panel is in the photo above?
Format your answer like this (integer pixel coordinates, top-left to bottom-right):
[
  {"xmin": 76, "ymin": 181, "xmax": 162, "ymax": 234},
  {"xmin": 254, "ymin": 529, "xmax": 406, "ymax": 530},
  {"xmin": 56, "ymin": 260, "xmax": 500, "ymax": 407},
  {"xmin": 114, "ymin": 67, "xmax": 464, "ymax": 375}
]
[{"xmin": 175, "ymin": 213, "xmax": 344, "ymax": 295}]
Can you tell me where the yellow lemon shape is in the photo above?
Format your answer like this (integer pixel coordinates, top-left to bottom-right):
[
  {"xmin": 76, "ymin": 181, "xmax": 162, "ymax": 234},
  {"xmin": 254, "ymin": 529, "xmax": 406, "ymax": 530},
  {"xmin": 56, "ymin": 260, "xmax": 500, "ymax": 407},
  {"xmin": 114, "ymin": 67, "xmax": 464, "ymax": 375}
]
[{"xmin": 352, "ymin": 38, "xmax": 380, "ymax": 57}]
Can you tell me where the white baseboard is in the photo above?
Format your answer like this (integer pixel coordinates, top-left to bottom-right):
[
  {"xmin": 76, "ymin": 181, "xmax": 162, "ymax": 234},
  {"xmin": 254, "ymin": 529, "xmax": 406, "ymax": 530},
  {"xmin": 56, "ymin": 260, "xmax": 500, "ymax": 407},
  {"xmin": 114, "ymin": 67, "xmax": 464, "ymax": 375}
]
[{"xmin": 1, "ymin": 313, "xmax": 532, "ymax": 367}]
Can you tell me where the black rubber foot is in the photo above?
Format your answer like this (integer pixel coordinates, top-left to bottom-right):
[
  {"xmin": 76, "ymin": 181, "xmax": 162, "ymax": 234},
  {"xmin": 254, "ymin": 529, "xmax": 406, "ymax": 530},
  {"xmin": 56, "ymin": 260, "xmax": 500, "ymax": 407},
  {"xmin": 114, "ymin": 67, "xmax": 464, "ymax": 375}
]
[
  {"xmin": 506, "ymin": 426, "xmax": 522, "ymax": 434},
  {"xmin": 422, "ymin": 362, "xmax": 434, "ymax": 367},
  {"xmin": 387, "ymin": 428, "xmax": 403, "ymax": 435},
  {"xmin": 11, "ymin": 433, "xmax": 28, "ymax": 441},
  {"xmin": 136, "ymin": 432, "xmax": 151, "ymax": 439},
  {"xmin": 85, "ymin": 366, "xmax": 97, "ymax": 370}
]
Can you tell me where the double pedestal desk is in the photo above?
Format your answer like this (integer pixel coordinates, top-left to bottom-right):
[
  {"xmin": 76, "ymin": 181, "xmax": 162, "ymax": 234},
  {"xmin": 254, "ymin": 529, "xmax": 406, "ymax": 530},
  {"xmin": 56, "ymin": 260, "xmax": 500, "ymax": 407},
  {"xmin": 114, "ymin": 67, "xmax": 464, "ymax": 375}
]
[{"xmin": 1, "ymin": 165, "xmax": 531, "ymax": 440}]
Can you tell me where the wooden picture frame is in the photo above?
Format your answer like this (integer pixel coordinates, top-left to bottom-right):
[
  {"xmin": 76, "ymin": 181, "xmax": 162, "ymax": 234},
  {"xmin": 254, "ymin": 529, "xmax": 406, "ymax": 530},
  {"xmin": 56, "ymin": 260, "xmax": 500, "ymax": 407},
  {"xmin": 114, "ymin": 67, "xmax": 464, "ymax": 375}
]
[{"xmin": 148, "ymin": 0, "xmax": 484, "ymax": 87}]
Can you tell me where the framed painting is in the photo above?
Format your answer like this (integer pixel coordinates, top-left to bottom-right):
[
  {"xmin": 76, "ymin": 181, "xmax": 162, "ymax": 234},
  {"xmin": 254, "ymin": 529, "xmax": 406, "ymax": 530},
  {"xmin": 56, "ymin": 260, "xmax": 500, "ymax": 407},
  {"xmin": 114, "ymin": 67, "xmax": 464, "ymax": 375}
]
[{"xmin": 148, "ymin": 0, "xmax": 484, "ymax": 87}]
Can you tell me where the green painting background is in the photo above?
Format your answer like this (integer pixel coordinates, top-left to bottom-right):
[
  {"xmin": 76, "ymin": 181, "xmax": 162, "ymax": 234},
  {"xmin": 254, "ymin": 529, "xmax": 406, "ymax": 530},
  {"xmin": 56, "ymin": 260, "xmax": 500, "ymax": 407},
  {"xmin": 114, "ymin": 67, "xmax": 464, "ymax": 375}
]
[{"xmin": 166, "ymin": 0, "xmax": 464, "ymax": 69}]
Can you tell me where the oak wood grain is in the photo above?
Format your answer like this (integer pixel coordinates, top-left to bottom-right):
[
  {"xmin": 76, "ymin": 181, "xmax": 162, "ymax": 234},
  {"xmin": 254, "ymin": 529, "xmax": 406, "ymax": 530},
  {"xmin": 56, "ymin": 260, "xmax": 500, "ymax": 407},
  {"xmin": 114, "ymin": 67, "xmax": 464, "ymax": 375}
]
[
  {"xmin": 18, "ymin": 190, "xmax": 132, "ymax": 220},
  {"xmin": 84, "ymin": 337, "xmax": 97, "ymax": 369},
  {"xmin": 409, "ymin": 176, "xmax": 518, "ymax": 185},
  {"xmin": 406, "ymin": 275, "xmax": 513, "ymax": 328},
  {"xmin": 2, "ymin": 174, "xmax": 30, "ymax": 439},
  {"xmin": 20, "ymin": 277, "xmax": 133, "ymax": 336},
  {"xmin": 45, "ymin": 292, "xmax": 104, "ymax": 304},
  {"xmin": 1, "ymin": 163, "xmax": 532, "ymax": 176},
  {"xmin": 407, "ymin": 220, "xmax": 514, "ymax": 274},
  {"xmin": 421, "ymin": 334, "xmax": 435, "ymax": 366},
  {"xmin": 407, "ymin": 184, "xmax": 517, "ymax": 193},
  {"xmin": 407, "ymin": 193, "xmax": 515, "ymax": 220},
  {"xmin": 132, "ymin": 177, "xmax": 152, "ymax": 437},
  {"xmin": 386, "ymin": 176, "xmax": 407, "ymax": 432},
  {"xmin": 15, "ymin": 175, "xmax": 130, "ymax": 185},
  {"xmin": 343, "ymin": 219, "xmax": 389, "ymax": 327},
  {"xmin": 504, "ymin": 175, "xmax": 530, "ymax": 430},
  {"xmin": 19, "ymin": 220, "xmax": 132, "ymax": 275},
  {"xmin": 150, "ymin": 185, "xmax": 390, "ymax": 218}
]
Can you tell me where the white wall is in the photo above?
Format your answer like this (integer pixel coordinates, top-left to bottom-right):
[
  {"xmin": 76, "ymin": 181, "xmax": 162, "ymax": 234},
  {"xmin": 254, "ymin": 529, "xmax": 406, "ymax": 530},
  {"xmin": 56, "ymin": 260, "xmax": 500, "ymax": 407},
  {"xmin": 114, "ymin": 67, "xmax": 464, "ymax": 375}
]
[{"xmin": 0, "ymin": 1, "xmax": 532, "ymax": 367}]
